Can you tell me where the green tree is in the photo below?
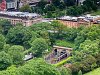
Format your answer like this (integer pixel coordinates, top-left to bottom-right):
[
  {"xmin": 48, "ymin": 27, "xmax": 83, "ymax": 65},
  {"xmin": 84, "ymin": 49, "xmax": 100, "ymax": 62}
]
[
  {"xmin": 0, "ymin": 51, "xmax": 12, "ymax": 70},
  {"xmin": 51, "ymin": 21, "xmax": 65, "ymax": 39},
  {"xmin": 31, "ymin": 38, "xmax": 48, "ymax": 57},
  {"xmin": 0, "ymin": 65, "xmax": 17, "ymax": 75},
  {"xmin": 0, "ymin": 20, "xmax": 12, "ymax": 35},
  {"xmin": 64, "ymin": 28, "xmax": 78, "ymax": 41},
  {"xmin": 20, "ymin": 4, "xmax": 32, "ymax": 12},
  {"xmin": 95, "ymin": 53, "xmax": 100, "ymax": 66},
  {"xmin": 44, "ymin": 4, "xmax": 56, "ymax": 13},
  {"xmin": 60, "ymin": 67, "xmax": 71, "ymax": 75},
  {"xmin": 64, "ymin": 0, "xmax": 76, "ymax": 6},
  {"xmin": 78, "ymin": 70, "xmax": 82, "ymax": 75},
  {"xmin": 16, "ymin": 59, "xmax": 61, "ymax": 75},
  {"xmin": 83, "ymin": 0, "xmax": 98, "ymax": 11},
  {"xmin": 81, "ymin": 55, "xmax": 97, "ymax": 72},
  {"xmin": 8, "ymin": 45, "xmax": 24, "ymax": 65},
  {"xmin": 79, "ymin": 40, "xmax": 100, "ymax": 56},
  {"xmin": 7, "ymin": 26, "xmax": 32, "ymax": 49},
  {"xmin": 0, "ymin": 34, "xmax": 6, "ymax": 51},
  {"xmin": 3, "ymin": 44, "xmax": 10, "ymax": 53},
  {"xmin": 37, "ymin": 0, "xmax": 47, "ymax": 10},
  {"xmin": 52, "ymin": 0, "xmax": 61, "ymax": 6}
]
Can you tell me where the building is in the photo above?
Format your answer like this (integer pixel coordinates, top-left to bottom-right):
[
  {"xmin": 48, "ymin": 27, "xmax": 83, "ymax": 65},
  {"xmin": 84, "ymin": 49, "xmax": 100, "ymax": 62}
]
[
  {"xmin": 57, "ymin": 15, "xmax": 100, "ymax": 28},
  {"xmin": 19, "ymin": 0, "xmax": 40, "ymax": 8},
  {"xmin": 6, "ymin": 0, "xmax": 19, "ymax": 10},
  {"xmin": 45, "ymin": 46, "xmax": 73, "ymax": 64},
  {"xmin": 0, "ymin": 0, "xmax": 6, "ymax": 11},
  {"xmin": 0, "ymin": 11, "xmax": 42, "ymax": 26},
  {"xmin": 0, "ymin": 0, "xmax": 19, "ymax": 11}
]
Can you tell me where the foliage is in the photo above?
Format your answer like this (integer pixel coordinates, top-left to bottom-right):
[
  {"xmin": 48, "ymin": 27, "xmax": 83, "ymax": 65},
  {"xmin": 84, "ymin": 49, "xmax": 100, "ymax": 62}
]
[
  {"xmin": 79, "ymin": 39, "xmax": 100, "ymax": 56},
  {"xmin": 0, "ymin": 14, "xmax": 100, "ymax": 75},
  {"xmin": 78, "ymin": 70, "xmax": 83, "ymax": 75},
  {"xmin": 0, "ymin": 34, "xmax": 6, "ymax": 51},
  {"xmin": 84, "ymin": 68, "xmax": 100, "ymax": 75},
  {"xmin": 75, "ymin": 25, "xmax": 100, "ymax": 49},
  {"xmin": 94, "ymin": 53, "xmax": 100, "ymax": 67},
  {"xmin": 29, "ymin": 22, "xmax": 52, "ymax": 31},
  {"xmin": 56, "ymin": 40, "xmax": 75, "ymax": 48},
  {"xmin": 63, "ymin": 27, "xmax": 78, "ymax": 42},
  {"xmin": 51, "ymin": 21, "xmax": 66, "ymax": 39},
  {"xmin": 16, "ymin": 59, "xmax": 61, "ymax": 75},
  {"xmin": 8, "ymin": 45, "xmax": 24, "ymax": 65},
  {"xmin": 3, "ymin": 44, "xmax": 10, "ymax": 53},
  {"xmin": 64, "ymin": 0, "xmax": 76, "ymax": 6},
  {"xmin": 31, "ymin": 38, "xmax": 48, "ymax": 57},
  {"xmin": 20, "ymin": 4, "xmax": 32, "ymax": 12},
  {"xmin": 91, "ymin": 9, "xmax": 100, "ymax": 15},
  {"xmin": 60, "ymin": 67, "xmax": 72, "ymax": 75},
  {"xmin": 54, "ymin": 57, "xmax": 72, "ymax": 67},
  {"xmin": 0, "ymin": 19, "xmax": 12, "ymax": 35},
  {"xmin": 6, "ymin": 26, "xmax": 32, "ymax": 49},
  {"xmin": 67, "ymin": 6, "xmax": 83, "ymax": 16},
  {"xmin": 69, "ymin": 55, "xmax": 97, "ymax": 74},
  {"xmin": 0, "ymin": 51, "xmax": 12, "ymax": 70}
]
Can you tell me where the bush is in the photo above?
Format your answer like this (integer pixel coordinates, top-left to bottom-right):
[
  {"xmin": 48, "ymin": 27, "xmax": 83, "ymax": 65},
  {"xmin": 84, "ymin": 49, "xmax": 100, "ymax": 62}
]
[{"xmin": 54, "ymin": 57, "xmax": 72, "ymax": 67}]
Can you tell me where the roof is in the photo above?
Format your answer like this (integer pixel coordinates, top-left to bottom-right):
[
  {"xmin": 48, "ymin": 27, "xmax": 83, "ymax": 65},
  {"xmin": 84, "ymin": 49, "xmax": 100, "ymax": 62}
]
[
  {"xmin": 53, "ymin": 45, "xmax": 73, "ymax": 50},
  {"xmin": 24, "ymin": 53, "xmax": 33, "ymax": 61},
  {"xmin": 0, "ymin": 11, "xmax": 40, "ymax": 18},
  {"xmin": 20, "ymin": 0, "xmax": 40, "ymax": 3}
]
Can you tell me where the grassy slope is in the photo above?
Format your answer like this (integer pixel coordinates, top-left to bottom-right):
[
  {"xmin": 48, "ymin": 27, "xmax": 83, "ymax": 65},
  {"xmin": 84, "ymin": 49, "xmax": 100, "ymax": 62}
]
[
  {"xmin": 91, "ymin": 10, "xmax": 100, "ymax": 15},
  {"xmin": 56, "ymin": 40, "xmax": 75, "ymax": 48},
  {"xmin": 84, "ymin": 68, "xmax": 100, "ymax": 75},
  {"xmin": 53, "ymin": 57, "xmax": 72, "ymax": 67}
]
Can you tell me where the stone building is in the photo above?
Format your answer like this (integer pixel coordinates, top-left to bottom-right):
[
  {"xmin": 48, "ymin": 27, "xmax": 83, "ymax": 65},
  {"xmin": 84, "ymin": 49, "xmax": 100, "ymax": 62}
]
[
  {"xmin": 45, "ymin": 46, "xmax": 73, "ymax": 64},
  {"xmin": 0, "ymin": 11, "xmax": 42, "ymax": 26},
  {"xmin": 57, "ymin": 15, "xmax": 100, "ymax": 28}
]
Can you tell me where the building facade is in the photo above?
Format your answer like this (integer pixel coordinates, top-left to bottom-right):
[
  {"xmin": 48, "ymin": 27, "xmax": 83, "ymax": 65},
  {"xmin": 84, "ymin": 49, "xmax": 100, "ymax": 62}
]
[
  {"xmin": 0, "ymin": 11, "xmax": 42, "ymax": 26},
  {"xmin": 0, "ymin": 0, "xmax": 19, "ymax": 11},
  {"xmin": 6, "ymin": 0, "xmax": 18, "ymax": 10}
]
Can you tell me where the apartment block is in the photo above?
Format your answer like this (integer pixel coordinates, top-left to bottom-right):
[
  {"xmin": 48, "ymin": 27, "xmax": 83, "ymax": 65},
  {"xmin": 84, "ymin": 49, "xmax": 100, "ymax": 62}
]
[{"xmin": 0, "ymin": 11, "xmax": 42, "ymax": 26}]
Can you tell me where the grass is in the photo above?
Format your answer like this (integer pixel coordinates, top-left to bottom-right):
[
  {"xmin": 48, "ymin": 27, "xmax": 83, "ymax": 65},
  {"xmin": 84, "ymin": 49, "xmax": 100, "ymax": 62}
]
[
  {"xmin": 84, "ymin": 68, "xmax": 100, "ymax": 75},
  {"xmin": 91, "ymin": 10, "xmax": 100, "ymax": 15},
  {"xmin": 56, "ymin": 40, "xmax": 75, "ymax": 48},
  {"xmin": 53, "ymin": 57, "xmax": 72, "ymax": 67}
]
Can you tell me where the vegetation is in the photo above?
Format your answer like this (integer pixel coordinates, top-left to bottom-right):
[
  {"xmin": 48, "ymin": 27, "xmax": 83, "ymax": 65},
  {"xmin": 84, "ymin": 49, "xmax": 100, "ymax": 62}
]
[
  {"xmin": 84, "ymin": 68, "xmax": 100, "ymax": 75},
  {"xmin": 20, "ymin": 4, "xmax": 32, "ymax": 12},
  {"xmin": 19, "ymin": 0, "xmax": 99, "ymax": 17},
  {"xmin": 30, "ymin": 38, "xmax": 48, "ymax": 57},
  {"xmin": 91, "ymin": 9, "xmax": 100, "ymax": 15},
  {"xmin": 0, "ymin": 18, "xmax": 100, "ymax": 75},
  {"xmin": 54, "ymin": 57, "xmax": 72, "ymax": 67},
  {"xmin": 28, "ymin": 0, "xmax": 100, "ymax": 17},
  {"xmin": 56, "ymin": 40, "xmax": 75, "ymax": 48}
]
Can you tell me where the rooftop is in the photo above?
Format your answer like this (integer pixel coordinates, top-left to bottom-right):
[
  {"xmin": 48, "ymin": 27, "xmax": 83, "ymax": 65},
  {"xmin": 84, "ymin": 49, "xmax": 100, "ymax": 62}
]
[{"xmin": 0, "ymin": 11, "xmax": 40, "ymax": 18}]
